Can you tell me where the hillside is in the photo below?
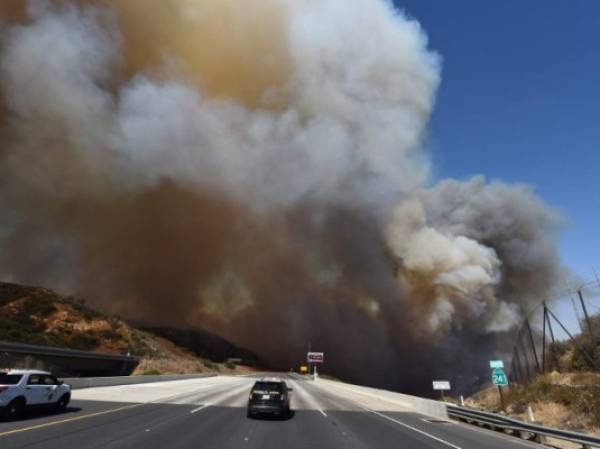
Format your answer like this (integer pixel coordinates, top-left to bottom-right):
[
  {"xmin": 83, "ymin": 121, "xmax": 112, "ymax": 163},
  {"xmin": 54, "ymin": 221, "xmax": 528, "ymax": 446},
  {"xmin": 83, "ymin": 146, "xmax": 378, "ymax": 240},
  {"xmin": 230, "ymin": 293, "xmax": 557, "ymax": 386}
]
[
  {"xmin": 145, "ymin": 327, "xmax": 265, "ymax": 367},
  {"xmin": 0, "ymin": 282, "xmax": 258, "ymax": 375}
]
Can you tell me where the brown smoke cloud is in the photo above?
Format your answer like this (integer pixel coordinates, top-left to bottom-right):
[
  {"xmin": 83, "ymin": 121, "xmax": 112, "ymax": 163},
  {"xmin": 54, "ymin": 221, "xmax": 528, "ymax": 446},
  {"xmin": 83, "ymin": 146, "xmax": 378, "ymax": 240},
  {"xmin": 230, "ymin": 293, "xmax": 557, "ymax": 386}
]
[{"xmin": 0, "ymin": 0, "xmax": 562, "ymax": 393}]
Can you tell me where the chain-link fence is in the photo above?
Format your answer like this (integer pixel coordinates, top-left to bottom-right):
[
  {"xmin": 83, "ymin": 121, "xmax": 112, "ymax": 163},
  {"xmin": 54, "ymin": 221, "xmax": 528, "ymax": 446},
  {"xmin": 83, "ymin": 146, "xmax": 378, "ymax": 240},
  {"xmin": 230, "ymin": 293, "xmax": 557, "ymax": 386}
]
[{"xmin": 509, "ymin": 279, "xmax": 600, "ymax": 384}]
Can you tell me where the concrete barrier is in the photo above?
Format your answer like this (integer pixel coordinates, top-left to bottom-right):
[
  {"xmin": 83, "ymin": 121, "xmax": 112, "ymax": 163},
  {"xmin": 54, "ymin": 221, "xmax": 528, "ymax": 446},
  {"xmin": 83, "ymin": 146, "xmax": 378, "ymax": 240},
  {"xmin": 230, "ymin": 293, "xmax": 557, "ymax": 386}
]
[
  {"xmin": 316, "ymin": 377, "xmax": 449, "ymax": 419},
  {"xmin": 62, "ymin": 373, "xmax": 217, "ymax": 389}
]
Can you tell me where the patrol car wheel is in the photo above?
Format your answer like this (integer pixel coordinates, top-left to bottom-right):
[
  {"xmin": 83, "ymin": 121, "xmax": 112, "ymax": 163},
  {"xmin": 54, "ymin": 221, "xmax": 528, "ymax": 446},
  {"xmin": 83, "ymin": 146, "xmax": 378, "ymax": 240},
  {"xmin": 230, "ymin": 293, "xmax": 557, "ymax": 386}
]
[
  {"xmin": 5, "ymin": 398, "xmax": 25, "ymax": 420},
  {"xmin": 55, "ymin": 394, "xmax": 70, "ymax": 412}
]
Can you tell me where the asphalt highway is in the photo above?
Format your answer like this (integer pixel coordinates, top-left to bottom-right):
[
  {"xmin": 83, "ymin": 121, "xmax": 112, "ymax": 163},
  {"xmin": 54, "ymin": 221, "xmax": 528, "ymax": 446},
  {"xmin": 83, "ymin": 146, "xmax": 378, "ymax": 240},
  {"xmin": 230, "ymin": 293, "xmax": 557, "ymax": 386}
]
[{"xmin": 0, "ymin": 374, "xmax": 544, "ymax": 449}]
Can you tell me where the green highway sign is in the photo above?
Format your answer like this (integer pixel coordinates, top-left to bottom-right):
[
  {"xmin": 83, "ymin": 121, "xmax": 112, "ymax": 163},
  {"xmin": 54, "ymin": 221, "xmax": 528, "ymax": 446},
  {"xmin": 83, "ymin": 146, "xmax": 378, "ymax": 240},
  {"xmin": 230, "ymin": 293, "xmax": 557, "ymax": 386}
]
[
  {"xmin": 492, "ymin": 368, "xmax": 508, "ymax": 386},
  {"xmin": 489, "ymin": 360, "xmax": 504, "ymax": 369}
]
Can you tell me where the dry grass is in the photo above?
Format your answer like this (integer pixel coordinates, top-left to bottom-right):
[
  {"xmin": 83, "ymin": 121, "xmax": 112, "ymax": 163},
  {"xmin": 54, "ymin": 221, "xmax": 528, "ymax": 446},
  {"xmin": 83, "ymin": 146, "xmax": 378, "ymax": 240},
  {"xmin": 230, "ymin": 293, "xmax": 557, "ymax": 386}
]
[{"xmin": 466, "ymin": 371, "xmax": 600, "ymax": 447}]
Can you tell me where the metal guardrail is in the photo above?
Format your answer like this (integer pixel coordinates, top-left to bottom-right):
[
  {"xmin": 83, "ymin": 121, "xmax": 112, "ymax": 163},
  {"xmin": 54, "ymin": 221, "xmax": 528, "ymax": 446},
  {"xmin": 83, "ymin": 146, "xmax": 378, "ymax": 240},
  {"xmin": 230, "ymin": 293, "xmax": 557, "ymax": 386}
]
[
  {"xmin": 447, "ymin": 405, "xmax": 600, "ymax": 448},
  {"xmin": 0, "ymin": 341, "xmax": 137, "ymax": 362}
]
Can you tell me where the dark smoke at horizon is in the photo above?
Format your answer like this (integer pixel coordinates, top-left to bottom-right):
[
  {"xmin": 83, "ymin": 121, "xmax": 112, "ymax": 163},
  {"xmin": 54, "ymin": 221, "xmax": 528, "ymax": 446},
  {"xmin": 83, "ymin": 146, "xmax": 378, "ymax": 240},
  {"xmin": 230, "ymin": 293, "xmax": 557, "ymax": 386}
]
[{"xmin": 0, "ymin": 0, "xmax": 563, "ymax": 394}]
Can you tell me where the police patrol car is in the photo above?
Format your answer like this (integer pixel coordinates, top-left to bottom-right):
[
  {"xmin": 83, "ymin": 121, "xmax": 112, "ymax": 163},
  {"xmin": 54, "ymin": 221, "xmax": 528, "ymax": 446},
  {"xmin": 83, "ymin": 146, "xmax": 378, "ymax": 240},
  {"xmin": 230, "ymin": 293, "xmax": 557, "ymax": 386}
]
[
  {"xmin": 247, "ymin": 377, "xmax": 292, "ymax": 418},
  {"xmin": 0, "ymin": 369, "xmax": 71, "ymax": 419}
]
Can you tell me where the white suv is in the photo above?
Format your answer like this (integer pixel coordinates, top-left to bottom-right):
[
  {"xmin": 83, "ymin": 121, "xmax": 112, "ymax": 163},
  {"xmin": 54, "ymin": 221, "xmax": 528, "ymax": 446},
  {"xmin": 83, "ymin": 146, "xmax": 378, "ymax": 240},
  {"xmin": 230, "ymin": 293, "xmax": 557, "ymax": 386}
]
[{"xmin": 0, "ymin": 369, "xmax": 71, "ymax": 420}]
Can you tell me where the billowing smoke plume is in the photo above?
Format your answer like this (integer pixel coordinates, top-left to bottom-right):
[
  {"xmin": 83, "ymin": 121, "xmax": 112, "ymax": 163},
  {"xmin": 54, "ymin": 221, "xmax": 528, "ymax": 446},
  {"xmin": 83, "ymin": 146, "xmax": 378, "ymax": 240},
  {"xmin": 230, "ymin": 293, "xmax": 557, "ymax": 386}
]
[{"xmin": 0, "ymin": 0, "xmax": 561, "ymax": 392}]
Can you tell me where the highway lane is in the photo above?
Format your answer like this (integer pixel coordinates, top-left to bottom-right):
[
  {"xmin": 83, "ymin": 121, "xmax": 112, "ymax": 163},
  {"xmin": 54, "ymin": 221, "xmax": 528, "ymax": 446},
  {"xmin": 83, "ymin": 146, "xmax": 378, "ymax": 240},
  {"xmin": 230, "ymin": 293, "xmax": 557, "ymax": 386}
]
[{"xmin": 0, "ymin": 374, "xmax": 544, "ymax": 449}]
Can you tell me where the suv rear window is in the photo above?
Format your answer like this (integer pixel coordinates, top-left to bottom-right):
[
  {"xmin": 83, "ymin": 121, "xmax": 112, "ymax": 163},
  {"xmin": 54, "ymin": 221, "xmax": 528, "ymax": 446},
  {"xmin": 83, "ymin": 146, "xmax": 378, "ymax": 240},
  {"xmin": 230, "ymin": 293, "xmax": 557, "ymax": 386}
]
[
  {"xmin": 252, "ymin": 382, "xmax": 283, "ymax": 394},
  {"xmin": 0, "ymin": 374, "xmax": 23, "ymax": 385}
]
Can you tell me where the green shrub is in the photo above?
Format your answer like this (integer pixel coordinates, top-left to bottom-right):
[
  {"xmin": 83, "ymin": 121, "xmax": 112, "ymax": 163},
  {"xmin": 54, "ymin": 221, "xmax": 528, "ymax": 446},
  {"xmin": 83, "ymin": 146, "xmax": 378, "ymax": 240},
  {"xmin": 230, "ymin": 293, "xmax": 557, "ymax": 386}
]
[
  {"xmin": 108, "ymin": 316, "xmax": 121, "ymax": 330},
  {"xmin": 570, "ymin": 343, "xmax": 599, "ymax": 371},
  {"xmin": 143, "ymin": 370, "xmax": 161, "ymax": 376},
  {"xmin": 99, "ymin": 329, "xmax": 121, "ymax": 340},
  {"xmin": 22, "ymin": 297, "xmax": 57, "ymax": 317},
  {"xmin": 224, "ymin": 361, "xmax": 236, "ymax": 370},
  {"xmin": 202, "ymin": 360, "xmax": 219, "ymax": 370},
  {"xmin": 68, "ymin": 332, "xmax": 101, "ymax": 350},
  {"xmin": 67, "ymin": 297, "xmax": 103, "ymax": 320}
]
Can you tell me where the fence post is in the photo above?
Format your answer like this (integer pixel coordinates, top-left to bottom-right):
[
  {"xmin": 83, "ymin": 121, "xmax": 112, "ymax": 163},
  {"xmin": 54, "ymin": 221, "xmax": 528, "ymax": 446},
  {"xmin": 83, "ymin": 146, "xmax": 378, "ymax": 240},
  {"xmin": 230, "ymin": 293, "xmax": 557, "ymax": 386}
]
[
  {"xmin": 542, "ymin": 308, "xmax": 547, "ymax": 373},
  {"xmin": 544, "ymin": 304, "xmax": 557, "ymax": 371},
  {"xmin": 525, "ymin": 318, "xmax": 541, "ymax": 373},
  {"xmin": 578, "ymin": 289, "xmax": 597, "ymax": 346}
]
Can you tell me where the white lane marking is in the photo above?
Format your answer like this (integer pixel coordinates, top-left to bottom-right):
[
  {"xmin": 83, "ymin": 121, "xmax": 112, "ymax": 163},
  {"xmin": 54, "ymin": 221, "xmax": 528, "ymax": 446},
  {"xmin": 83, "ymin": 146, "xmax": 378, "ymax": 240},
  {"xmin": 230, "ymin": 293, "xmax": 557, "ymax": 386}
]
[
  {"xmin": 288, "ymin": 380, "xmax": 327, "ymax": 417},
  {"xmin": 367, "ymin": 408, "xmax": 462, "ymax": 449},
  {"xmin": 190, "ymin": 404, "xmax": 210, "ymax": 414}
]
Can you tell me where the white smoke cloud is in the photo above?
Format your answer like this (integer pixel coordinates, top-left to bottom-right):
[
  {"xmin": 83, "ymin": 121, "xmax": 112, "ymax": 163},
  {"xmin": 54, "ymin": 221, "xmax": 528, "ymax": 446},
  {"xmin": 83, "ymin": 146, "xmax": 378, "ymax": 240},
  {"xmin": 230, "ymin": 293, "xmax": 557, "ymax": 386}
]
[{"xmin": 111, "ymin": 0, "xmax": 439, "ymax": 210}]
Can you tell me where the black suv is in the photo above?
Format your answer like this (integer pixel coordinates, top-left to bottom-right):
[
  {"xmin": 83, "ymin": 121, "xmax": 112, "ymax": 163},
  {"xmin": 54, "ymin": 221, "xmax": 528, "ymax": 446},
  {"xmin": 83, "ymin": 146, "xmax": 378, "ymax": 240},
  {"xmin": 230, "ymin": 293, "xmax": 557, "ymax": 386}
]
[{"xmin": 247, "ymin": 378, "xmax": 292, "ymax": 418}]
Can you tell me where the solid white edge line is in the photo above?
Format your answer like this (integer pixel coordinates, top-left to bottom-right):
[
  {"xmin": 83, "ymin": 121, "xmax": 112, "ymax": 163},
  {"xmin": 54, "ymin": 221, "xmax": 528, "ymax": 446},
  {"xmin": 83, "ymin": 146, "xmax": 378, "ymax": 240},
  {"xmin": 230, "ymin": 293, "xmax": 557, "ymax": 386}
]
[{"xmin": 367, "ymin": 408, "xmax": 462, "ymax": 449}]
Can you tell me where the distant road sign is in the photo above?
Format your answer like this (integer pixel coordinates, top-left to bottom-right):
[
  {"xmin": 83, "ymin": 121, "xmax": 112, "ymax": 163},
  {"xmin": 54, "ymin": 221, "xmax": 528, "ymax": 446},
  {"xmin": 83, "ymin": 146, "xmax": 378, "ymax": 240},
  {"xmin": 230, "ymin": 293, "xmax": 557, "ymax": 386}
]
[
  {"xmin": 307, "ymin": 352, "xmax": 324, "ymax": 363},
  {"xmin": 432, "ymin": 380, "xmax": 451, "ymax": 391},
  {"xmin": 489, "ymin": 360, "xmax": 504, "ymax": 369},
  {"xmin": 492, "ymin": 368, "xmax": 508, "ymax": 386}
]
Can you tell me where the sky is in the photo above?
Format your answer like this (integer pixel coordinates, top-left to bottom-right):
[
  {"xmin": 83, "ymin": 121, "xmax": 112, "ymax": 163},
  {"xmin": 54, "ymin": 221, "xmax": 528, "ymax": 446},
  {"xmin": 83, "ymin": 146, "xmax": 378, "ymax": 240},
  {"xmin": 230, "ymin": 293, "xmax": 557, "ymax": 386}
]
[{"xmin": 393, "ymin": 0, "xmax": 600, "ymax": 285}]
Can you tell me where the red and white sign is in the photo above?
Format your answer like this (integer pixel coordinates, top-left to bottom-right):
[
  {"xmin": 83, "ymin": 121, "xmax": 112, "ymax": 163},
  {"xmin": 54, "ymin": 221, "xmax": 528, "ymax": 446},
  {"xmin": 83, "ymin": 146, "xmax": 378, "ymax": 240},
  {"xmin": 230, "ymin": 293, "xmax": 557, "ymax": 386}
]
[{"xmin": 307, "ymin": 352, "xmax": 324, "ymax": 363}]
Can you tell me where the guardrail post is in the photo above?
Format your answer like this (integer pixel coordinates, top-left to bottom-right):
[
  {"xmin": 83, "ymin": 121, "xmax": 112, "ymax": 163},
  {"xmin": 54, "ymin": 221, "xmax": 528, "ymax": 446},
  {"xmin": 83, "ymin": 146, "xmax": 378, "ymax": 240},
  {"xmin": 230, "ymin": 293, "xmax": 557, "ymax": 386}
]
[{"xmin": 532, "ymin": 433, "xmax": 546, "ymax": 444}]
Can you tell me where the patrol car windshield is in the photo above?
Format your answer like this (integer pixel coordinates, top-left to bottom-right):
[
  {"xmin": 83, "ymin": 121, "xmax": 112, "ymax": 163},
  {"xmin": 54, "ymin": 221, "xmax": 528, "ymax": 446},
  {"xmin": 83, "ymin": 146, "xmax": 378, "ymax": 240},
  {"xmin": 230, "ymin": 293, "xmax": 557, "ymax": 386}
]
[{"xmin": 0, "ymin": 373, "xmax": 23, "ymax": 385}]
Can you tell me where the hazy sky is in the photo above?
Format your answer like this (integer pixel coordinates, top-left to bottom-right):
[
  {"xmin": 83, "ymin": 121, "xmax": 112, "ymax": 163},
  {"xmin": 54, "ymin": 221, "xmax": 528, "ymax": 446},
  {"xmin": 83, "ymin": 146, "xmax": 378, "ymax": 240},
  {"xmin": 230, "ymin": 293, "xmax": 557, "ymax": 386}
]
[{"xmin": 394, "ymin": 0, "xmax": 600, "ymax": 282}]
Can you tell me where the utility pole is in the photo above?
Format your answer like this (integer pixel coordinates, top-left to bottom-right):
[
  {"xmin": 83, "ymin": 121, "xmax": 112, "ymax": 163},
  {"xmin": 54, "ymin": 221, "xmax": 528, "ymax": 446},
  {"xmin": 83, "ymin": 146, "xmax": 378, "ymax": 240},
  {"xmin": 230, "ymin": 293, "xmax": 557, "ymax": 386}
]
[{"xmin": 307, "ymin": 342, "xmax": 312, "ymax": 378}]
